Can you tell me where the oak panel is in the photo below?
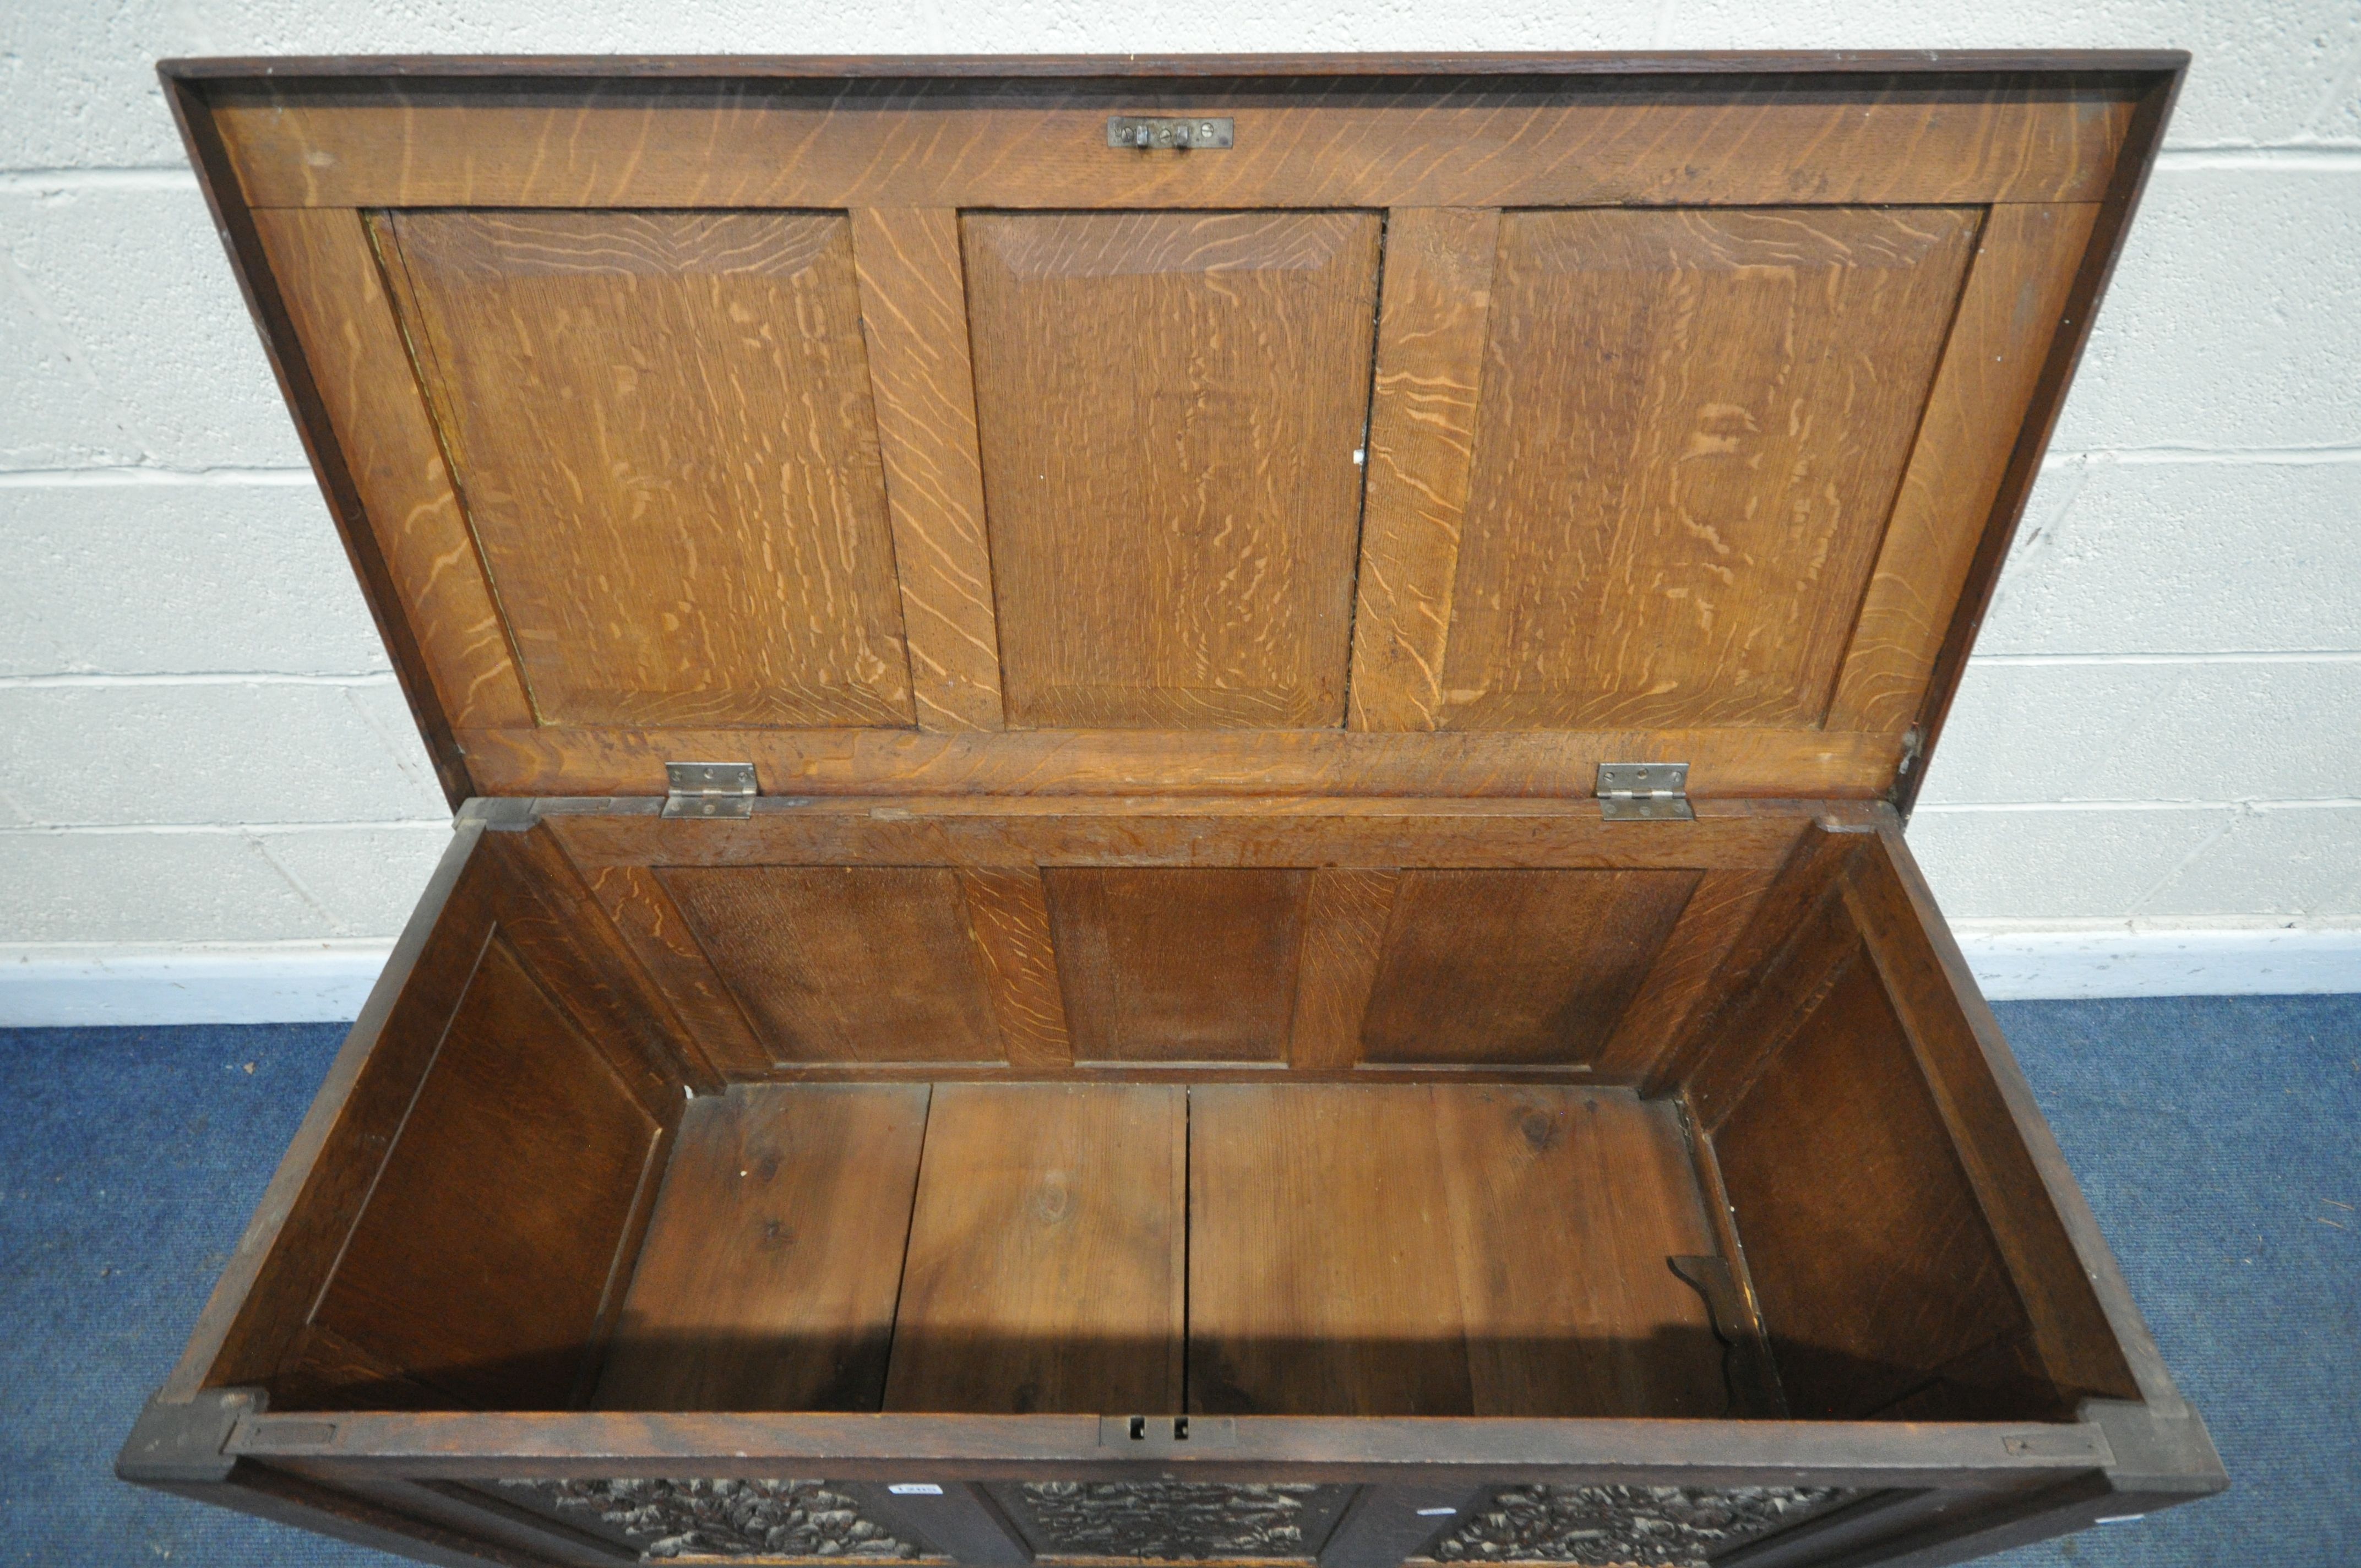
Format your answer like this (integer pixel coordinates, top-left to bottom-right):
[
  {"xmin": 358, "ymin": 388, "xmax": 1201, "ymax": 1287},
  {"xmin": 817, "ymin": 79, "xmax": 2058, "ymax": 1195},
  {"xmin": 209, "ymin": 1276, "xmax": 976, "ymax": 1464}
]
[
  {"xmin": 1347, "ymin": 207, "xmax": 1500, "ymax": 732},
  {"xmin": 1828, "ymin": 204, "xmax": 2102, "ymax": 736},
  {"xmin": 1358, "ymin": 869, "xmax": 1700, "ymax": 1066},
  {"xmin": 382, "ymin": 209, "xmax": 915, "ymax": 729},
  {"xmin": 884, "ymin": 1084, "xmax": 1185, "ymax": 1414},
  {"xmin": 1432, "ymin": 1087, "xmax": 1726, "ymax": 1417},
  {"xmin": 852, "ymin": 207, "xmax": 1005, "ymax": 732},
  {"xmin": 215, "ymin": 77, "xmax": 2136, "ymax": 211},
  {"xmin": 1189, "ymin": 1085, "xmax": 1473, "ymax": 1416},
  {"xmin": 1712, "ymin": 954, "xmax": 2037, "ymax": 1419},
  {"xmin": 1287, "ymin": 869, "xmax": 1401, "ymax": 1070},
  {"xmin": 966, "ymin": 210, "xmax": 1380, "ymax": 728},
  {"xmin": 306, "ymin": 931, "xmax": 662, "ymax": 1409},
  {"xmin": 546, "ymin": 797, "xmax": 1809, "ymax": 875},
  {"xmin": 956, "ymin": 868, "xmax": 1073, "ymax": 1070},
  {"xmin": 250, "ymin": 208, "xmax": 530, "ymax": 730},
  {"xmin": 659, "ymin": 865, "xmax": 1004, "ymax": 1066},
  {"xmin": 1437, "ymin": 208, "xmax": 1978, "ymax": 731},
  {"xmin": 1045, "ymin": 868, "xmax": 1308, "ymax": 1064},
  {"xmin": 596, "ymin": 1085, "xmax": 930, "ymax": 1412},
  {"xmin": 461, "ymin": 723, "xmax": 1906, "ymax": 801},
  {"xmin": 1588, "ymin": 866, "xmax": 1782, "ymax": 1084},
  {"xmin": 578, "ymin": 863, "xmax": 770, "ymax": 1079}
]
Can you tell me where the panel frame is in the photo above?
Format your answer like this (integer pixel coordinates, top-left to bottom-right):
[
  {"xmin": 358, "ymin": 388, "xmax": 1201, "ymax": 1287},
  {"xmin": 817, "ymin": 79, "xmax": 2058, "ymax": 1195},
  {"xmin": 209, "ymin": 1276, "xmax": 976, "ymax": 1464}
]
[{"xmin": 162, "ymin": 56, "xmax": 2182, "ymax": 814}]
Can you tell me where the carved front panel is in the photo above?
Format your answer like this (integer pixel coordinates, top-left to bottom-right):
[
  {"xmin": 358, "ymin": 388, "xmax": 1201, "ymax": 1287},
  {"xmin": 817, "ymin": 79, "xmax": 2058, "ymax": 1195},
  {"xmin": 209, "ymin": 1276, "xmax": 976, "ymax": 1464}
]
[
  {"xmin": 1420, "ymin": 1485, "xmax": 1852, "ymax": 1566},
  {"xmin": 493, "ymin": 1478, "xmax": 933, "ymax": 1561},
  {"xmin": 997, "ymin": 1480, "xmax": 1352, "ymax": 1560}
]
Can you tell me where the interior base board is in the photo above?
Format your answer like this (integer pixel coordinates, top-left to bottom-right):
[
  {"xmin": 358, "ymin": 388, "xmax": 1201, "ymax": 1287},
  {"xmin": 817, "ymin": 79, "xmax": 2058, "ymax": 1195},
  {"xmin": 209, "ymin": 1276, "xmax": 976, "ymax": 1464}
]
[{"xmin": 1, "ymin": 927, "xmax": 2355, "ymax": 1027}]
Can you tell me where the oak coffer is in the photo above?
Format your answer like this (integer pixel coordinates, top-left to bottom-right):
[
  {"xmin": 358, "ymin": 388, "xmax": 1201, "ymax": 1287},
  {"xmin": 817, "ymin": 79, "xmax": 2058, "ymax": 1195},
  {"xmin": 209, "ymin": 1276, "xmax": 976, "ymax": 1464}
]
[{"xmin": 122, "ymin": 51, "xmax": 2223, "ymax": 1568}]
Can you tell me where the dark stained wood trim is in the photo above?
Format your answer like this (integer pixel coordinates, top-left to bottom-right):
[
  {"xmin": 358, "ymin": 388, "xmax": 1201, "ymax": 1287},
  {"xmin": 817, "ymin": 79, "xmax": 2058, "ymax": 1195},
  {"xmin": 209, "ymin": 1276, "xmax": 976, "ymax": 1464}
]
[
  {"xmin": 161, "ymin": 51, "xmax": 2193, "ymax": 81},
  {"xmin": 224, "ymin": 1407, "xmax": 2123, "ymax": 1487}
]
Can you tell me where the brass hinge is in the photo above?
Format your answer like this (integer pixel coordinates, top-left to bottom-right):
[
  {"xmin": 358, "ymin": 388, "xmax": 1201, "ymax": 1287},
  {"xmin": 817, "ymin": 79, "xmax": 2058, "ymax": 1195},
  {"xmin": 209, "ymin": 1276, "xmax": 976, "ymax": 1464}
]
[
  {"xmin": 663, "ymin": 761, "xmax": 758, "ymax": 820},
  {"xmin": 1597, "ymin": 762, "xmax": 1693, "ymax": 821}
]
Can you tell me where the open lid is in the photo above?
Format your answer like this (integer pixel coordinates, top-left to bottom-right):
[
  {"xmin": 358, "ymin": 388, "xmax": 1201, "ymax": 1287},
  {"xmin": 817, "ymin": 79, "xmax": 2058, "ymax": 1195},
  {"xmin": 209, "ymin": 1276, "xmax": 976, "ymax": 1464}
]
[{"xmin": 165, "ymin": 52, "xmax": 2180, "ymax": 810}]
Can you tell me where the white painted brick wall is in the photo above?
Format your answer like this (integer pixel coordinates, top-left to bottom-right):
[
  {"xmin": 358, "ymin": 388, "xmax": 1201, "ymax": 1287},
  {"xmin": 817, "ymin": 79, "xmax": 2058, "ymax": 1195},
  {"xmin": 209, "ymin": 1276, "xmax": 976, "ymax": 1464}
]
[{"xmin": 2, "ymin": 0, "xmax": 2357, "ymax": 1012}]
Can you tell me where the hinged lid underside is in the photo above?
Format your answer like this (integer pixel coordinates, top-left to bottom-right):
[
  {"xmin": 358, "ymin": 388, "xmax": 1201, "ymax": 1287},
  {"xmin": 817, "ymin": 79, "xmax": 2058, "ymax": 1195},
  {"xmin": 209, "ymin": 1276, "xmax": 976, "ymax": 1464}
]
[{"xmin": 168, "ymin": 54, "xmax": 2178, "ymax": 810}]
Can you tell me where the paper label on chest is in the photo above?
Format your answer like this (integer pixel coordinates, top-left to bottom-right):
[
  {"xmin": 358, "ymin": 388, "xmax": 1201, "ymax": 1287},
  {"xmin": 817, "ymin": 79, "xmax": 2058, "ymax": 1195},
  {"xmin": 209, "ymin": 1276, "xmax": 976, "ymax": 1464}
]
[{"xmin": 208, "ymin": 62, "xmax": 2145, "ymax": 809}]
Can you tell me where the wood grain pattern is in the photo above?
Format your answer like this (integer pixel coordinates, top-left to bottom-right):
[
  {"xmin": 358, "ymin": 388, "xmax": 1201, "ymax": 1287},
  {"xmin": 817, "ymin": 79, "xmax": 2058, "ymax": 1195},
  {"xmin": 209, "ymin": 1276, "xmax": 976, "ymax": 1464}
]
[
  {"xmin": 851, "ymin": 208, "xmax": 1004, "ymax": 732},
  {"xmin": 304, "ymin": 930, "xmax": 664, "ymax": 1409},
  {"xmin": 577, "ymin": 864, "xmax": 770, "ymax": 1080},
  {"xmin": 1843, "ymin": 835, "xmax": 2140, "ymax": 1404},
  {"xmin": 547, "ymin": 797, "xmax": 1806, "ymax": 874},
  {"xmin": 1437, "ymin": 208, "xmax": 1977, "ymax": 732},
  {"xmin": 382, "ymin": 209, "xmax": 915, "ymax": 729},
  {"xmin": 250, "ymin": 208, "xmax": 529, "ymax": 730},
  {"xmin": 1347, "ymin": 208, "xmax": 1499, "ymax": 732},
  {"xmin": 1432, "ymin": 1088, "xmax": 1726, "ymax": 1417},
  {"xmin": 956, "ymin": 868, "xmax": 1073, "ymax": 1070},
  {"xmin": 966, "ymin": 210, "xmax": 1379, "ymax": 728},
  {"xmin": 1189, "ymin": 1085, "xmax": 1473, "ymax": 1416},
  {"xmin": 884, "ymin": 1084, "xmax": 1185, "ymax": 1413},
  {"xmin": 1827, "ymin": 203, "xmax": 2102, "ymax": 736},
  {"xmin": 596, "ymin": 1085, "xmax": 930, "ymax": 1412},
  {"xmin": 659, "ymin": 866, "xmax": 1004, "ymax": 1066},
  {"xmin": 214, "ymin": 77, "xmax": 2135, "ymax": 211},
  {"xmin": 1710, "ymin": 954, "xmax": 2039, "ymax": 1420},
  {"xmin": 1287, "ymin": 869, "xmax": 1401, "ymax": 1070},
  {"xmin": 1046, "ymin": 868, "xmax": 1308, "ymax": 1063},
  {"xmin": 1588, "ymin": 867, "xmax": 1779, "ymax": 1084},
  {"xmin": 460, "ymin": 723, "xmax": 1907, "ymax": 800},
  {"xmin": 1358, "ymin": 870, "xmax": 1700, "ymax": 1066}
]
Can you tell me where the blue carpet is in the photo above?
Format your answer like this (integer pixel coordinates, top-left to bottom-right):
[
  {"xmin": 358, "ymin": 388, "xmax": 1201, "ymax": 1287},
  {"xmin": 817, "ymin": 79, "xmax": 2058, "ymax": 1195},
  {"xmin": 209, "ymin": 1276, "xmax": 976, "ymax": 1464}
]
[{"xmin": 1, "ymin": 998, "xmax": 2354, "ymax": 1566}]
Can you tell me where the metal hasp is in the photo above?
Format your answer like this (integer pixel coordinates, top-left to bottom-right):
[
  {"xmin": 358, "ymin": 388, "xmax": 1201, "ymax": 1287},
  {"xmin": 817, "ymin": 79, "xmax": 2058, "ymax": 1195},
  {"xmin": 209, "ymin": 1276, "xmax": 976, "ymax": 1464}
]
[
  {"xmin": 1597, "ymin": 762, "xmax": 1694, "ymax": 821},
  {"xmin": 662, "ymin": 761, "xmax": 758, "ymax": 820},
  {"xmin": 1107, "ymin": 116, "xmax": 1234, "ymax": 149}
]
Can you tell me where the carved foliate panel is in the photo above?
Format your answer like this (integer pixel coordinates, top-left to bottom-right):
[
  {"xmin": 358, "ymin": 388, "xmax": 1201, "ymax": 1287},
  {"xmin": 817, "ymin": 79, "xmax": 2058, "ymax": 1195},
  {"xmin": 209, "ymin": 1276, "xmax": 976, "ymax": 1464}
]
[
  {"xmin": 1420, "ymin": 1484, "xmax": 1852, "ymax": 1566},
  {"xmin": 997, "ymin": 1480, "xmax": 1352, "ymax": 1560},
  {"xmin": 493, "ymin": 1478, "xmax": 934, "ymax": 1561}
]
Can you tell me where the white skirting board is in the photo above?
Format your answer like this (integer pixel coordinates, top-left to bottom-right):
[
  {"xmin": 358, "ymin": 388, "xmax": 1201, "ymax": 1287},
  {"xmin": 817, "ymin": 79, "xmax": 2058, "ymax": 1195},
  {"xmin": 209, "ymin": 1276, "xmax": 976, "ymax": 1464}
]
[{"xmin": 2, "ymin": 926, "xmax": 2357, "ymax": 1027}]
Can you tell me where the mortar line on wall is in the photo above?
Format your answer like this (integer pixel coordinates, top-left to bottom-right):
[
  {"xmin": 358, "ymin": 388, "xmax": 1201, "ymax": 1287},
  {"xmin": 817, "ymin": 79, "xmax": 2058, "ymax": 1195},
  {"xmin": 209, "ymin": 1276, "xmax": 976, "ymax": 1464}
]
[
  {"xmin": 0, "ymin": 672, "xmax": 397, "ymax": 688},
  {"xmin": 1913, "ymin": 798, "xmax": 2361, "ymax": 814},
  {"xmin": 0, "ymin": 466, "xmax": 318, "ymax": 487},
  {"xmin": 0, "ymin": 821, "xmax": 453, "ymax": 836},
  {"xmin": 2154, "ymin": 145, "xmax": 2361, "ymax": 171},
  {"xmin": 1969, "ymin": 650, "xmax": 2361, "ymax": 666},
  {"xmin": 0, "ymin": 167, "xmax": 198, "ymax": 192},
  {"xmin": 2052, "ymin": 445, "xmax": 2361, "ymax": 466}
]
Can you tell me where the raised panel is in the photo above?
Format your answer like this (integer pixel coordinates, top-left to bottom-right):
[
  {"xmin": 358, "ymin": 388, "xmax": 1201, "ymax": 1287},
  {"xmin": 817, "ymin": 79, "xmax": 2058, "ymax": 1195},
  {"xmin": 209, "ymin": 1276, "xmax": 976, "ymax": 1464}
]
[
  {"xmin": 658, "ymin": 865, "xmax": 1004, "ymax": 1066},
  {"xmin": 966, "ymin": 211, "xmax": 1381, "ymax": 728},
  {"xmin": 1433, "ymin": 207, "xmax": 1980, "ymax": 731},
  {"xmin": 1046, "ymin": 868, "xmax": 1308, "ymax": 1064},
  {"xmin": 303, "ymin": 930, "xmax": 661, "ymax": 1408},
  {"xmin": 1359, "ymin": 869, "xmax": 1700, "ymax": 1066},
  {"xmin": 1712, "ymin": 951, "xmax": 2037, "ymax": 1419},
  {"xmin": 382, "ymin": 210, "xmax": 915, "ymax": 729}
]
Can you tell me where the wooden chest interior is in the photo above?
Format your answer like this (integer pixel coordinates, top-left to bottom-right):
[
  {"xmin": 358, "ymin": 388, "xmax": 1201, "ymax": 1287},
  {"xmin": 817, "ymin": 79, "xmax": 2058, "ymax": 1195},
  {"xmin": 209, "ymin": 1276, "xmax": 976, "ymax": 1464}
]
[
  {"xmin": 203, "ymin": 800, "xmax": 2140, "ymax": 1432},
  {"xmin": 125, "ymin": 51, "xmax": 2225, "ymax": 1568}
]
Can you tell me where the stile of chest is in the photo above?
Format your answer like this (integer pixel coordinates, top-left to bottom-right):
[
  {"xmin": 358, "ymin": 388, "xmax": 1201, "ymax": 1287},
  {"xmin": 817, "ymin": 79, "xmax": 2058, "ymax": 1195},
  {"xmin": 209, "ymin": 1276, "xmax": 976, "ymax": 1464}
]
[{"xmin": 120, "ymin": 52, "xmax": 2223, "ymax": 1568}]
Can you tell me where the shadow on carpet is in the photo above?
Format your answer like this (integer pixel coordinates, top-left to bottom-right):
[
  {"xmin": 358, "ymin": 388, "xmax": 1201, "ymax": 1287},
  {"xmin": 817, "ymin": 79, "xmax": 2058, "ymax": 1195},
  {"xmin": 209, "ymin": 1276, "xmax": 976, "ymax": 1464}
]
[{"xmin": 1, "ymin": 997, "xmax": 2353, "ymax": 1566}]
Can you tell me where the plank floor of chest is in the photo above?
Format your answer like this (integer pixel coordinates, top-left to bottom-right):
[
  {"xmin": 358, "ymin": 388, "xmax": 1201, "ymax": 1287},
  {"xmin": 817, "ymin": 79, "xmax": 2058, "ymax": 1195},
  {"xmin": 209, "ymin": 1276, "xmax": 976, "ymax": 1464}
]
[{"xmin": 590, "ymin": 1080, "xmax": 1729, "ymax": 1418}]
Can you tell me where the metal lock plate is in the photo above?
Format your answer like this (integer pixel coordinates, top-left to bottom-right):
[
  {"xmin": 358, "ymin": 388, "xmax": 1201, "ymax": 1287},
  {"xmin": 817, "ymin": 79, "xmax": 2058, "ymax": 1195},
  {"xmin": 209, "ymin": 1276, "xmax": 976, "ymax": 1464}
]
[{"xmin": 1107, "ymin": 116, "xmax": 1234, "ymax": 150}]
